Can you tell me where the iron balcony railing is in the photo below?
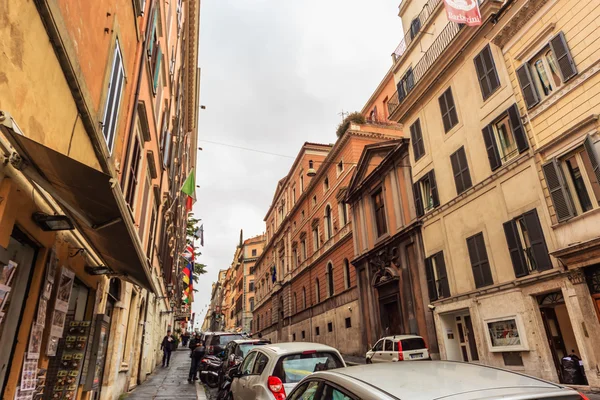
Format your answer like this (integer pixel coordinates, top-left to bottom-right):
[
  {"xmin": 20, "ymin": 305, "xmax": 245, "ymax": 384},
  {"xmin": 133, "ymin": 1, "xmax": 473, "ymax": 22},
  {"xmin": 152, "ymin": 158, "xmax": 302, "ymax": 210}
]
[
  {"xmin": 392, "ymin": 0, "xmax": 443, "ymax": 61},
  {"xmin": 387, "ymin": 21, "xmax": 462, "ymax": 117}
]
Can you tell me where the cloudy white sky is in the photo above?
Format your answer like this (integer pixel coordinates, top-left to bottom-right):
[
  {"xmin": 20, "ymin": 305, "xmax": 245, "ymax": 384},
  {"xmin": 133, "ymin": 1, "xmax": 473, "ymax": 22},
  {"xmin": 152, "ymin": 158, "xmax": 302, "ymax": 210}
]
[{"xmin": 191, "ymin": 0, "xmax": 402, "ymax": 328}]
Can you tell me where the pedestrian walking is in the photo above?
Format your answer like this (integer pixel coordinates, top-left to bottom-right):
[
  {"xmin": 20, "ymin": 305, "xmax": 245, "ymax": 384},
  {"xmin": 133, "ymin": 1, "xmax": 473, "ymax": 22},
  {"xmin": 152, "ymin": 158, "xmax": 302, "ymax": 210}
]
[
  {"xmin": 188, "ymin": 337, "xmax": 205, "ymax": 382},
  {"xmin": 160, "ymin": 329, "xmax": 175, "ymax": 367},
  {"xmin": 181, "ymin": 332, "xmax": 190, "ymax": 347}
]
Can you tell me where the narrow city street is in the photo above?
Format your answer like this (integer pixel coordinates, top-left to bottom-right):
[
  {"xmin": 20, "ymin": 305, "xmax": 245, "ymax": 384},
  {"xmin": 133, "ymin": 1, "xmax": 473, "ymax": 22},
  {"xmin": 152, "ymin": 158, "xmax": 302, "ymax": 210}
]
[{"xmin": 125, "ymin": 349, "xmax": 207, "ymax": 400}]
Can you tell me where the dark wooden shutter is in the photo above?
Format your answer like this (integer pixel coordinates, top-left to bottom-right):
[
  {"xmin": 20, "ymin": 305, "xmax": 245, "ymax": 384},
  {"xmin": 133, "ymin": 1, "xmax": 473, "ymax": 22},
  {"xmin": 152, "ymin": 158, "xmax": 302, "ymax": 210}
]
[
  {"xmin": 410, "ymin": 120, "xmax": 424, "ymax": 161},
  {"xmin": 397, "ymin": 79, "xmax": 406, "ymax": 102},
  {"xmin": 542, "ymin": 159, "xmax": 575, "ymax": 222},
  {"xmin": 503, "ymin": 219, "xmax": 528, "ymax": 278},
  {"xmin": 434, "ymin": 252, "xmax": 450, "ymax": 298},
  {"xmin": 549, "ymin": 31, "xmax": 577, "ymax": 82},
  {"xmin": 474, "ymin": 52, "xmax": 490, "ymax": 99},
  {"xmin": 429, "ymin": 170, "xmax": 439, "ymax": 208},
  {"xmin": 446, "ymin": 89, "xmax": 458, "ymax": 128},
  {"xmin": 474, "ymin": 45, "xmax": 500, "ymax": 100},
  {"xmin": 467, "ymin": 233, "xmax": 493, "ymax": 288},
  {"xmin": 439, "ymin": 94, "xmax": 450, "ymax": 132},
  {"xmin": 450, "ymin": 150, "xmax": 463, "ymax": 194},
  {"xmin": 413, "ymin": 181, "xmax": 424, "ymax": 217},
  {"xmin": 516, "ymin": 64, "xmax": 540, "ymax": 109},
  {"xmin": 522, "ymin": 209, "xmax": 552, "ymax": 272},
  {"xmin": 482, "ymin": 124, "xmax": 502, "ymax": 171},
  {"xmin": 507, "ymin": 104, "xmax": 528, "ymax": 153},
  {"xmin": 583, "ymin": 135, "xmax": 600, "ymax": 184},
  {"xmin": 425, "ymin": 256, "xmax": 437, "ymax": 301}
]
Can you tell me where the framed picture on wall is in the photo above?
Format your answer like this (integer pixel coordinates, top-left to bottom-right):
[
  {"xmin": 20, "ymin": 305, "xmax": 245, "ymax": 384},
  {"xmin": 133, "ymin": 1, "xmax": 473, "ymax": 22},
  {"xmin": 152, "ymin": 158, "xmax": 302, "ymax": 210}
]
[
  {"xmin": 55, "ymin": 267, "xmax": 75, "ymax": 312},
  {"xmin": 483, "ymin": 315, "xmax": 529, "ymax": 352},
  {"xmin": 46, "ymin": 336, "xmax": 59, "ymax": 357},
  {"xmin": 36, "ymin": 298, "xmax": 47, "ymax": 327},
  {"xmin": 27, "ymin": 324, "xmax": 44, "ymax": 359},
  {"xmin": 45, "ymin": 247, "xmax": 57, "ymax": 284}
]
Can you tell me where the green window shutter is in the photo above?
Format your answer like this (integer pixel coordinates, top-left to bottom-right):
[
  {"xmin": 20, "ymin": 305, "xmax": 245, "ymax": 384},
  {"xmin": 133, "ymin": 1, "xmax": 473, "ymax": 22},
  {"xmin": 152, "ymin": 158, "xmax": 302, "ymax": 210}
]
[{"xmin": 153, "ymin": 47, "xmax": 162, "ymax": 93}]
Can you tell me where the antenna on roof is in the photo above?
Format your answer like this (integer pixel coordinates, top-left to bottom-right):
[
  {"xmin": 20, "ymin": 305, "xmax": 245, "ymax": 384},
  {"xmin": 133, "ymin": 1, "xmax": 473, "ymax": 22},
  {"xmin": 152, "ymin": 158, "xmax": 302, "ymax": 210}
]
[{"xmin": 338, "ymin": 109, "xmax": 349, "ymax": 122}]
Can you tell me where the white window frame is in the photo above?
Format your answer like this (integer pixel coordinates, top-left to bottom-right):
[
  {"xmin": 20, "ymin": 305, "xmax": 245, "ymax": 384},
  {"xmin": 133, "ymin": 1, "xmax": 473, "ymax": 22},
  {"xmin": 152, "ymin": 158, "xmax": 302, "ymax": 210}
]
[
  {"xmin": 102, "ymin": 40, "xmax": 125, "ymax": 153},
  {"xmin": 560, "ymin": 147, "xmax": 600, "ymax": 215},
  {"xmin": 336, "ymin": 159, "xmax": 344, "ymax": 177}
]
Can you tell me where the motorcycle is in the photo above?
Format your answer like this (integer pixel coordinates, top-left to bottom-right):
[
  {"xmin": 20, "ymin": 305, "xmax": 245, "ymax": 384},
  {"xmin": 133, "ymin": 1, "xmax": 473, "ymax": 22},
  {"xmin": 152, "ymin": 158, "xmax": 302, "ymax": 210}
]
[
  {"xmin": 200, "ymin": 355, "xmax": 223, "ymax": 388},
  {"xmin": 216, "ymin": 365, "xmax": 238, "ymax": 400}
]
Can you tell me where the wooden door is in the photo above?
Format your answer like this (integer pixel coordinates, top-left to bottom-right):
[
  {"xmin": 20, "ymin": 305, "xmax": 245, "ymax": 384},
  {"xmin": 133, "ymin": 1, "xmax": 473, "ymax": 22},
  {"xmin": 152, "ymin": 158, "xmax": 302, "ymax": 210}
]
[
  {"xmin": 540, "ymin": 307, "xmax": 567, "ymax": 383},
  {"xmin": 464, "ymin": 315, "xmax": 479, "ymax": 361}
]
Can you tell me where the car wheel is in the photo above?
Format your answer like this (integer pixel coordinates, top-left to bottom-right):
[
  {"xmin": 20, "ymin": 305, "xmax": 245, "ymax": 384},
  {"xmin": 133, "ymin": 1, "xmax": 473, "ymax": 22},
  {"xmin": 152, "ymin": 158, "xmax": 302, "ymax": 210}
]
[{"xmin": 366, "ymin": 358, "xmax": 372, "ymax": 364}]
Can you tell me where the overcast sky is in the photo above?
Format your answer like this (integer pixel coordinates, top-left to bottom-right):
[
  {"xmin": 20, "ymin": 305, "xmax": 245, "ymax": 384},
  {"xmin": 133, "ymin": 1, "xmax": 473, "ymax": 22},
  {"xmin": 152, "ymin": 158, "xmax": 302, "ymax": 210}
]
[{"xmin": 191, "ymin": 0, "xmax": 402, "ymax": 328}]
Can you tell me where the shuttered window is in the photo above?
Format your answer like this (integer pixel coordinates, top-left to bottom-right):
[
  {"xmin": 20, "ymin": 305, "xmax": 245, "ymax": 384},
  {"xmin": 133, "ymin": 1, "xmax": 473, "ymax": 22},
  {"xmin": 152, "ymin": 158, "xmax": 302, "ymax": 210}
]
[
  {"xmin": 125, "ymin": 136, "xmax": 142, "ymax": 207},
  {"xmin": 474, "ymin": 45, "xmax": 500, "ymax": 100},
  {"xmin": 152, "ymin": 46, "xmax": 163, "ymax": 93},
  {"xmin": 549, "ymin": 32, "xmax": 577, "ymax": 82},
  {"xmin": 542, "ymin": 159, "xmax": 575, "ymax": 222},
  {"xmin": 102, "ymin": 41, "xmax": 125, "ymax": 153},
  {"xmin": 425, "ymin": 251, "xmax": 450, "ymax": 301},
  {"xmin": 481, "ymin": 103, "xmax": 528, "ymax": 171},
  {"xmin": 503, "ymin": 209, "xmax": 552, "ymax": 278},
  {"xmin": 516, "ymin": 64, "xmax": 540, "ymax": 109},
  {"xmin": 410, "ymin": 119, "xmax": 425, "ymax": 161},
  {"xmin": 397, "ymin": 68, "xmax": 414, "ymax": 102},
  {"xmin": 413, "ymin": 170, "xmax": 439, "ymax": 217},
  {"xmin": 450, "ymin": 147, "xmax": 472, "ymax": 195},
  {"xmin": 466, "ymin": 233, "xmax": 493, "ymax": 288},
  {"xmin": 372, "ymin": 188, "xmax": 388, "ymax": 237},
  {"xmin": 438, "ymin": 88, "xmax": 459, "ymax": 133}
]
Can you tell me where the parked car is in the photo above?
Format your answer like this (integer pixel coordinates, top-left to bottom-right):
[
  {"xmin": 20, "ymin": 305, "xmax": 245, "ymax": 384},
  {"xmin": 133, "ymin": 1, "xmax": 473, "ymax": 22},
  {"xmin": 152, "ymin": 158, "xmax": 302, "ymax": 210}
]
[
  {"xmin": 366, "ymin": 335, "xmax": 429, "ymax": 363},
  {"xmin": 230, "ymin": 342, "xmax": 345, "ymax": 400},
  {"xmin": 204, "ymin": 332, "xmax": 245, "ymax": 357},
  {"xmin": 285, "ymin": 361, "xmax": 589, "ymax": 400},
  {"xmin": 221, "ymin": 339, "xmax": 271, "ymax": 383}
]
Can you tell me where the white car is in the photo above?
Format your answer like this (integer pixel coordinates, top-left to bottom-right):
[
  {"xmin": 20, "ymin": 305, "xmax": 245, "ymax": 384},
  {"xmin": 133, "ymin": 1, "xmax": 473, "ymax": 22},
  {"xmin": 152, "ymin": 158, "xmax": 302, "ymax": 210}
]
[
  {"xmin": 366, "ymin": 335, "xmax": 429, "ymax": 363},
  {"xmin": 230, "ymin": 342, "xmax": 346, "ymax": 400}
]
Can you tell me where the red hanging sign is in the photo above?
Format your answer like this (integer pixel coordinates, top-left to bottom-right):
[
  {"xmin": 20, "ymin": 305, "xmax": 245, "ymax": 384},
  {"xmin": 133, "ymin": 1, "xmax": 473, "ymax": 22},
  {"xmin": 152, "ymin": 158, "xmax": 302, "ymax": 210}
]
[{"xmin": 443, "ymin": 0, "xmax": 482, "ymax": 27}]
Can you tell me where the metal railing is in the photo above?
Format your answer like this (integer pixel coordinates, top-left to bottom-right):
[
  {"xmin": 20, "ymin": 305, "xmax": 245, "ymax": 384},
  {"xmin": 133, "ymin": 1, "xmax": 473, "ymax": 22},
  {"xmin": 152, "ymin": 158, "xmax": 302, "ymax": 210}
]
[
  {"xmin": 392, "ymin": 0, "xmax": 443, "ymax": 61},
  {"xmin": 388, "ymin": 21, "xmax": 462, "ymax": 117}
]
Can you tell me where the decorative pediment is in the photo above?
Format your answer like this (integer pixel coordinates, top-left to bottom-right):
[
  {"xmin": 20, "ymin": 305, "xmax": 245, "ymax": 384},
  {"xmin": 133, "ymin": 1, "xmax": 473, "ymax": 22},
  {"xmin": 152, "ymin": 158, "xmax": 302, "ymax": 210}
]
[
  {"xmin": 299, "ymin": 231, "xmax": 307, "ymax": 239},
  {"xmin": 311, "ymin": 217, "xmax": 320, "ymax": 227},
  {"xmin": 492, "ymin": 0, "xmax": 550, "ymax": 48},
  {"xmin": 336, "ymin": 186, "xmax": 348, "ymax": 202},
  {"xmin": 368, "ymin": 248, "xmax": 401, "ymax": 287}
]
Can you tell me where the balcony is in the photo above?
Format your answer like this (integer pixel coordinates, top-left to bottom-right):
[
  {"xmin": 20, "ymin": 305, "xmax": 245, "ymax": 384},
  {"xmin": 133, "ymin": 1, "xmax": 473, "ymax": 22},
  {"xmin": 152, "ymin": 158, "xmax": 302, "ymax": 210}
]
[
  {"xmin": 387, "ymin": 21, "xmax": 462, "ymax": 117},
  {"xmin": 392, "ymin": 0, "xmax": 443, "ymax": 62}
]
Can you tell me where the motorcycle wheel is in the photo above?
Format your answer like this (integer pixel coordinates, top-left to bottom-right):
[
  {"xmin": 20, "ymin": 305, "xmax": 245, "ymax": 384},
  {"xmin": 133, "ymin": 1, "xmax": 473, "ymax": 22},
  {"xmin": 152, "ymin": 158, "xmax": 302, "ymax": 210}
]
[
  {"xmin": 206, "ymin": 373, "xmax": 219, "ymax": 389},
  {"xmin": 199, "ymin": 374, "xmax": 207, "ymax": 383}
]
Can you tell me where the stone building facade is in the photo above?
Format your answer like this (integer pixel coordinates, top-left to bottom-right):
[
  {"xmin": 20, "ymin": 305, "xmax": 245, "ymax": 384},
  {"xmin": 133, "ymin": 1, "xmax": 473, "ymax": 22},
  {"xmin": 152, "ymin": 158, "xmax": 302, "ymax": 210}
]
[{"xmin": 385, "ymin": 0, "xmax": 600, "ymax": 387}]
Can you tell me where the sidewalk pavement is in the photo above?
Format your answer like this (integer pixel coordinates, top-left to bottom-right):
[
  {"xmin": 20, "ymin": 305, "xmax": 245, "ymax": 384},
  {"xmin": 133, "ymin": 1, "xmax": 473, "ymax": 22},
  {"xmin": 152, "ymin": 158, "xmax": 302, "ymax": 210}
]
[
  {"xmin": 125, "ymin": 348, "xmax": 207, "ymax": 400},
  {"xmin": 342, "ymin": 354, "xmax": 365, "ymax": 366}
]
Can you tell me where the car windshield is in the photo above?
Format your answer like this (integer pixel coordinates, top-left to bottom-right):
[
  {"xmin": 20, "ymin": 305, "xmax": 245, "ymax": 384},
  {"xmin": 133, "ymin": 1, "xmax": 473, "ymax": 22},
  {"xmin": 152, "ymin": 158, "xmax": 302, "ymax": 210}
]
[
  {"xmin": 217, "ymin": 334, "xmax": 243, "ymax": 345},
  {"xmin": 273, "ymin": 352, "xmax": 344, "ymax": 384},
  {"xmin": 238, "ymin": 342, "xmax": 268, "ymax": 357},
  {"xmin": 398, "ymin": 338, "xmax": 426, "ymax": 351}
]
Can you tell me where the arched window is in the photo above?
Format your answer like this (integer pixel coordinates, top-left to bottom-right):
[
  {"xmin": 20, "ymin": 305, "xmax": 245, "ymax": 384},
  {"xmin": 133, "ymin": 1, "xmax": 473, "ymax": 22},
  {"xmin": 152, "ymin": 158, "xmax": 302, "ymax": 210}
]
[
  {"xmin": 324, "ymin": 205, "xmax": 333, "ymax": 239},
  {"xmin": 293, "ymin": 292, "xmax": 297, "ymax": 314},
  {"xmin": 344, "ymin": 259, "xmax": 351, "ymax": 289},
  {"xmin": 315, "ymin": 278, "xmax": 321, "ymax": 303},
  {"xmin": 109, "ymin": 278, "xmax": 121, "ymax": 302},
  {"xmin": 327, "ymin": 262, "xmax": 334, "ymax": 297},
  {"xmin": 302, "ymin": 287, "xmax": 307, "ymax": 309}
]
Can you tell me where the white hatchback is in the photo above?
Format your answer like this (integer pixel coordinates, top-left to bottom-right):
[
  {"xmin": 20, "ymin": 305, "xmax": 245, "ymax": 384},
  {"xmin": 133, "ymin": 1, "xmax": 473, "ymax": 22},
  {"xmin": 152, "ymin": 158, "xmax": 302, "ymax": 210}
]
[
  {"xmin": 230, "ymin": 342, "xmax": 346, "ymax": 400},
  {"xmin": 366, "ymin": 335, "xmax": 429, "ymax": 363}
]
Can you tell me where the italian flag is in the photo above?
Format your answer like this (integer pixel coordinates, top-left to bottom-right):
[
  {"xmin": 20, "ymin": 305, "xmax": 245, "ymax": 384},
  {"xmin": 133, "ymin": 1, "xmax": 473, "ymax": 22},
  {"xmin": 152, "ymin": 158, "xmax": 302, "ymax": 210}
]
[{"xmin": 181, "ymin": 168, "xmax": 196, "ymax": 212}]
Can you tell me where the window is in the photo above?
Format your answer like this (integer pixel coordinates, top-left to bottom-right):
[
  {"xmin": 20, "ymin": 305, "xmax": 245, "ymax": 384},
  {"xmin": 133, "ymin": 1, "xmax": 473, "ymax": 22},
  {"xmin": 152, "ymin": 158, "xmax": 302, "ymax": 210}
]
[
  {"xmin": 102, "ymin": 41, "xmax": 125, "ymax": 153},
  {"xmin": 315, "ymin": 279, "xmax": 321, "ymax": 303},
  {"xmin": 542, "ymin": 136, "xmax": 600, "ymax": 222},
  {"xmin": 324, "ymin": 205, "xmax": 333, "ymax": 240},
  {"xmin": 343, "ymin": 259, "xmax": 351, "ymax": 289},
  {"xmin": 373, "ymin": 339, "xmax": 383, "ymax": 352},
  {"xmin": 413, "ymin": 170, "xmax": 439, "ymax": 217},
  {"xmin": 503, "ymin": 209, "xmax": 552, "ymax": 277},
  {"xmin": 372, "ymin": 188, "xmax": 387, "ymax": 237},
  {"xmin": 517, "ymin": 31, "xmax": 577, "ymax": 109},
  {"xmin": 338, "ymin": 202, "xmax": 348, "ymax": 226},
  {"xmin": 315, "ymin": 326, "xmax": 320, "ymax": 336},
  {"xmin": 292, "ymin": 249, "xmax": 298, "ymax": 269},
  {"xmin": 240, "ymin": 351, "xmax": 257, "ymax": 375},
  {"xmin": 124, "ymin": 134, "xmax": 143, "ymax": 208},
  {"xmin": 345, "ymin": 317, "xmax": 352, "ymax": 328},
  {"xmin": 251, "ymin": 249, "xmax": 257, "ymax": 257},
  {"xmin": 146, "ymin": 205, "xmax": 157, "ymax": 259},
  {"xmin": 301, "ymin": 210, "xmax": 305, "ymax": 220},
  {"xmin": 410, "ymin": 119, "xmax": 425, "ymax": 161},
  {"xmin": 312, "ymin": 195, "xmax": 317, "ymax": 207},
  {"xmin": 301, "ymin": 330, "xmax": 306, "ymax": 339},
  {"xmin": 252, "ymin": 352, "xmax": 269, "ymax": 375},
  {"xmin": 450, "ymin": 147, "xmax": 472, "ymax": 195},
  {"xmin": 474, "ymin": 45, "xmax": 500, "ymax": 100},
  {"xmin": 292, "ymin": 292, "xmax": 297, "ymax": 314},
  {"xmin": 410, "ymin": 17, "xmax": 421, "ymax": 39},
  {"xmin": 326, "ymin": 263, "xmax": 334, "ymax": 297},
  {"xmin": 324, "ymin": 177, "xmax": 329, "ymax": 191},
  {"xmin": 481, "ymin": 104, "xmax": 528, "ymax": 171},
  {"xmin": 328, "ymin": 322, "xmax": 333, "ymax": 332},
  {"xmin": 312, "ymin": 226, "xmax": 320, "ymax": 251},
  {"xmin": 301, "ymin": 239, "xmax": 307, "ymax": 260},
  {"xmin": 249, "ymin": 298, "xmax": 254, "ymax": 311},
  {"xmin": 138, "ymin": 175, "xmax": 151, "ymax": 235},
  {"xmin": 425, "ymin": 251, "xmax": 450, "ymax": 301},
  {"xmin": 274, "ymin": 353, "xmax": 343, "ymax": 384},
  {"xmin": 438, "ymin": 88, "xmax": 458, "ymax": 132},
  {"xmin": 384, "ymin": 340, "xmax": 394, "ymax": 351},
  {"xmin": 292, "ymin": 187, "xmax": 296, "ymax": 204},
  {"xmin": 300, "ymin": 174, "xmax": 304, "ymax": 192},
  {"xmin": 292, "ymin": 333, "xmax": 296, "ymax": 341},
  {"xmin": 397, "ymin": 67, "xmax": 415, "ymax": 102},
  {"xmin": 337, "ymin": 160, "xmax": 344, "ymax": 175},
  {"xmin": 249, "ymin": 281, "xmax": 255, "ymax": 292},
  {"xmin": 302, "ymin": 287, "xmax": 307, "ymax": 309},
  {"xmin": 466, "ymin": 232, "xmax": 494, "ymax": 288}
]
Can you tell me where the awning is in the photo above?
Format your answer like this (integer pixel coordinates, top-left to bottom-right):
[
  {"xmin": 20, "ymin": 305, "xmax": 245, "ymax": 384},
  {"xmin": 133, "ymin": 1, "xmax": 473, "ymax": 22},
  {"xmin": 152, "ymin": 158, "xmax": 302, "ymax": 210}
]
[{"xmin": 0, "ymin": 115, "xmax": 155, "ymax": 292}]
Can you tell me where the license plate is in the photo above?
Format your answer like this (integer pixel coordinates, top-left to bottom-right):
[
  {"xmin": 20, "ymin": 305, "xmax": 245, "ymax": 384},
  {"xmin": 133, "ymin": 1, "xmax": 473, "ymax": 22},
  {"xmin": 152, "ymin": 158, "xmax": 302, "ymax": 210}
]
[{"xmin": 410, "ymin": 353, "xmax": 423, "ymax": 359}]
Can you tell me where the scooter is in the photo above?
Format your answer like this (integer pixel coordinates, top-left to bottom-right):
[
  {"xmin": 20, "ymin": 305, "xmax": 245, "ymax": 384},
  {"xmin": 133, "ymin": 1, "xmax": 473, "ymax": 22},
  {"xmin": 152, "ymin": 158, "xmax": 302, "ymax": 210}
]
[
  {"xmin": 200, "ymin": 355, "xmax": 223, "ymax": 388},
  {"xmin": 216, "ymin": 365, "xmax": 238, "ymax": 400}
]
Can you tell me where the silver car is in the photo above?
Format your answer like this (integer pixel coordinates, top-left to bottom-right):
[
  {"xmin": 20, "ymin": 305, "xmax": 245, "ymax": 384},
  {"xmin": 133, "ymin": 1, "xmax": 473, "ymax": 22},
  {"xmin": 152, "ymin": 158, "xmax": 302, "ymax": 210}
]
[
  {"xmin": 285, "ymin": 361, "xmax": 587, "ymax": 400},
  {"xmin": 230, "ymin": 342, "xmax": 346, "ymax": 400}
]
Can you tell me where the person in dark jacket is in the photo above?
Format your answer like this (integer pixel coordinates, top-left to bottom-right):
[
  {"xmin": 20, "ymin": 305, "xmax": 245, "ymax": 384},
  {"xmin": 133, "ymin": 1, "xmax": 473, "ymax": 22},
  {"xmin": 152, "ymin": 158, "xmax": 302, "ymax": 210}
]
[
  {"xmin": 160, "ymin": 329, "xmax": 175, "ymax": 367},
  {"xmin": 181, "ymin": 332, "xmax": 190, "ymax": 347},
  {"xmin": 188, "ymin": 338, "xmax": 205, "ymax": 382}
]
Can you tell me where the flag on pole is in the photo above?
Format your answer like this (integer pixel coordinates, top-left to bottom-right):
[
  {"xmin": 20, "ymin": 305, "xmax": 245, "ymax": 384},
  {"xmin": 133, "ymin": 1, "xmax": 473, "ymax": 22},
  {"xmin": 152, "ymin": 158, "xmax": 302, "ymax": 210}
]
[
  {"xmin": 181, "ymin": 168, "xmax": 196, "ymax": 212},
  {"xmin": 443, "ymin": 0, "xmax": 482, "ymax": 27},
  {"xmin": 195, "ymin": 225, "xmax": 204, "ymax": 247}
]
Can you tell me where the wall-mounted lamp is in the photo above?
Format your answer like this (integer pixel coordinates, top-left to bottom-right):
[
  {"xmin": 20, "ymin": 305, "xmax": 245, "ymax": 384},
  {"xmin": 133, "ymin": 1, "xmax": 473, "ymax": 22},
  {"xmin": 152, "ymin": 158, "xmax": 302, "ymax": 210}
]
[
  {"xmin": 84, "ymin": 265, "xmax": 112, "ymax": 276},
  {"xmin": 32, "ymin": 212, "xmax": 74, "ymax": 231},
  {"xmin": 307, "ymin": 160, "xmax": 316, "ymax": 177}
]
